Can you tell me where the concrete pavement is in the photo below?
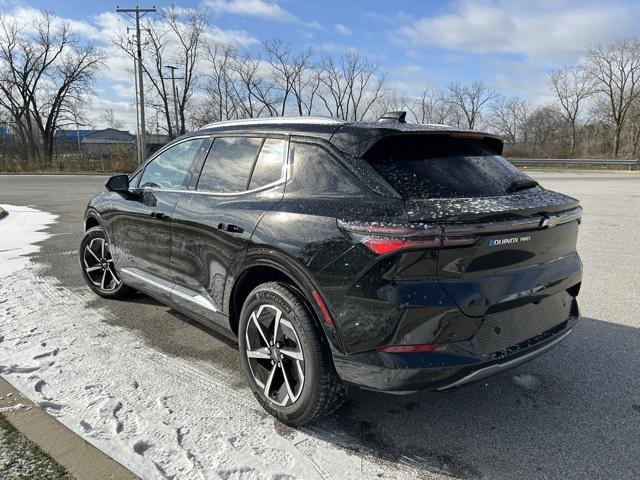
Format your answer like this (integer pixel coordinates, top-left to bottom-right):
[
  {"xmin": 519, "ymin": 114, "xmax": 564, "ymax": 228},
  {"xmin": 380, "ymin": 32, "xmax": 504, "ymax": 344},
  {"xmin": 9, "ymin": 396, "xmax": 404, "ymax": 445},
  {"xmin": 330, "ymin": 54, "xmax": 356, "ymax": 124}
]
[{"xmin": 0, "ymin": 171, "xmax": 639, "ymax": 479}]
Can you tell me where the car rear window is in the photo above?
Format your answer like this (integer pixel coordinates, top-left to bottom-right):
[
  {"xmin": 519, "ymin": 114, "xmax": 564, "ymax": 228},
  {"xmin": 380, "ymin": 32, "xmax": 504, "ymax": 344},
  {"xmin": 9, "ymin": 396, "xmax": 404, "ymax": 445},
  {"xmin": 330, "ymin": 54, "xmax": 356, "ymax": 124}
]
[{"xmin": 363, "ymin": 135, "xmax": 536, "ymax": 199}]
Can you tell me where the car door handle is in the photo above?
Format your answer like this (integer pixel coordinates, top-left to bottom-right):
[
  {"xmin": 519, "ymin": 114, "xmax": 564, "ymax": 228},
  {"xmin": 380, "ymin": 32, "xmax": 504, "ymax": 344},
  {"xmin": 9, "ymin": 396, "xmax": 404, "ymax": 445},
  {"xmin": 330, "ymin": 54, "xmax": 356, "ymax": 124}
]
[
  {"xmin": 150, "ymin": 212, "xmax": 170, "ymax": 221},
  {"xmin": 217, "ymin": 223, "xmax": 244, "ymax": 234}
]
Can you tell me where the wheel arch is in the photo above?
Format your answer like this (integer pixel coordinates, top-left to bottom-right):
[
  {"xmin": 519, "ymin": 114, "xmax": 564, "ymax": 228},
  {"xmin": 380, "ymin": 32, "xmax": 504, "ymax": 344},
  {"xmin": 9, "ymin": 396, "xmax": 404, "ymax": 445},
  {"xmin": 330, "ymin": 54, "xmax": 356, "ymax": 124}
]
[
  {"xmin": 228, "ymin": 252, "xmax": 346, "ymax": 354},
  {"xmin": 84, "ymin": 211, "xmax": 102, "ymax": 232}
]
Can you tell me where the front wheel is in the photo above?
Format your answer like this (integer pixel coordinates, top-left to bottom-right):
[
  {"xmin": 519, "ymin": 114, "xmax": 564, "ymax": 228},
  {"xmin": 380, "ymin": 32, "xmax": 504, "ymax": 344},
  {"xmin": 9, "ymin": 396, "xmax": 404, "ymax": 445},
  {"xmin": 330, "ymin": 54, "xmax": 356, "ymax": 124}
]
[
  {"xmin": 79, "ymin": 227, "xmax": 133, "ymax": 299},
  {"xmin": 238, "ymin": 282, "xmax": 346, "ymax": 425}
]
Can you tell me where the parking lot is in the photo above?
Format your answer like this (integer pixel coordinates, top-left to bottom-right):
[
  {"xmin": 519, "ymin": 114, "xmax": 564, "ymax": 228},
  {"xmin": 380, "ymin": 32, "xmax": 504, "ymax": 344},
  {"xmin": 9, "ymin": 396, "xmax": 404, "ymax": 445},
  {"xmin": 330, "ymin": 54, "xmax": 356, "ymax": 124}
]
[{"xmin": 1, "ymin": 171, "xmax": 639, "ymax": 479}]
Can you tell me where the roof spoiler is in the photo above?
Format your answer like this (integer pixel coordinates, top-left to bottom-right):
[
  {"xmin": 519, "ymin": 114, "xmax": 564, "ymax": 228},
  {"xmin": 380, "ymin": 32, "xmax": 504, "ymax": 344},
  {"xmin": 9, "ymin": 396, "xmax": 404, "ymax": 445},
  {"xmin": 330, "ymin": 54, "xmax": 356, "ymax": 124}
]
[{"xmin": 377, "ymin": 111, "xmax": 406, "ymax": 124}]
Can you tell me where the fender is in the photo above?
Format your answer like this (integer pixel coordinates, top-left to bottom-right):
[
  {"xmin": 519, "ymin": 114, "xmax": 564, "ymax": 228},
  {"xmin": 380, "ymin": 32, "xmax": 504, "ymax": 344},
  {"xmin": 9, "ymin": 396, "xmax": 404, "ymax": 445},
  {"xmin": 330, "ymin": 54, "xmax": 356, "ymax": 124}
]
[{"xmin": 229, "ymin": 247, "xmax": 347, "ymax": 355}]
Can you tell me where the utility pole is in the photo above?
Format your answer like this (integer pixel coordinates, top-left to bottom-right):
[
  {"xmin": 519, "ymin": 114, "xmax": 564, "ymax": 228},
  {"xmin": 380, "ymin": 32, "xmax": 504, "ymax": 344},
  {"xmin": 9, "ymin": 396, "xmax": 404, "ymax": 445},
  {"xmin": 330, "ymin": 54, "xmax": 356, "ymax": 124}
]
[
  {"xmin": 164, "ymin": 65, "xmax": 182, "ymax": 138},
  {"xmin": 132, "ymin": 40, "xmax": 142, "ymax": 165},
  {"xmin": 116, "ymin": 5, "xmax": 156, "ymax": 164}
]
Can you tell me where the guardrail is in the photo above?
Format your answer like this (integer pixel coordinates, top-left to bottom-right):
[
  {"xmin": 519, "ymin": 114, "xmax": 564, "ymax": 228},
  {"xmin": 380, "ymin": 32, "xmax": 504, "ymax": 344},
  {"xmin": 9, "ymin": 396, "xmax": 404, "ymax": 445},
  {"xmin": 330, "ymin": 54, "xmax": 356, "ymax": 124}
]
[{"xmin": 507, "ymin": 157, "xmax": 638, "ymax": 168}]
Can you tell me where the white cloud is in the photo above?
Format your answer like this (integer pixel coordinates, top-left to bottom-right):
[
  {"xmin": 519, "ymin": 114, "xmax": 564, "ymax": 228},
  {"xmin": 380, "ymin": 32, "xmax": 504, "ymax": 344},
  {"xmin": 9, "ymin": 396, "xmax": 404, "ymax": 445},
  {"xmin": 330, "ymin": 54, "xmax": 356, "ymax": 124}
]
[
  {"xmin": 204, "ymin": 0, "xmax": 323, "ymax": 33},
  {"xmin": 334, "ymin": 23, "xmax": 351, "ymax": 36},
  {"xmin": 205, "ymin": 0, "xmax": 297, "ymax": 22},
  {"xmin": 204, "ymin": 25, "xmax": 258, "ymax": 46},
  {"xmin": 396, "ymin": 0, "xmax": 640, "ymax": 63}
]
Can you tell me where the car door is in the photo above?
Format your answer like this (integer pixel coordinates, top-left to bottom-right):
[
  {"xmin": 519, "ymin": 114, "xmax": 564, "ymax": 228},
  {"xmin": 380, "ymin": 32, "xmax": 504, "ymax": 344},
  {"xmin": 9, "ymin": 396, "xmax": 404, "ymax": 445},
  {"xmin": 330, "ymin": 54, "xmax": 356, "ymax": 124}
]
[
  {"xmin": 109, "ymin": 136, "xmax": 210, "ymax": 303},
  {"xmin": 170, "ymin": 135, "xmax": 288, "ymax": 329}
]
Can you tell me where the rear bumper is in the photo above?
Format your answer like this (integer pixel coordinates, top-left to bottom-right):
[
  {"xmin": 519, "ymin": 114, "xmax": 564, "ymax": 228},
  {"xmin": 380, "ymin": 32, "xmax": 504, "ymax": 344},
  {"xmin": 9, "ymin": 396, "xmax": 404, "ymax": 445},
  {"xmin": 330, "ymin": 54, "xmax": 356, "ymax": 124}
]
[{"xmin": 333, "ymin": 305, "xmax": 579, "ymax": 392}]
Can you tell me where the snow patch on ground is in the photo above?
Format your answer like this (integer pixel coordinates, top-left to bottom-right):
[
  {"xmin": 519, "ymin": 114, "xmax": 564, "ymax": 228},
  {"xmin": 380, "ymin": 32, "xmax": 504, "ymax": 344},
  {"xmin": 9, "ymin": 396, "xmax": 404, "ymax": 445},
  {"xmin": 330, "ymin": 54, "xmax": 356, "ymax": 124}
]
[
  {"xmin": 512, "ymin": 374, "xmax": 541, "ymax": 390},
  {"xmin": 0, "ymin": 206, "xmax": 430, "ymax": 480}
]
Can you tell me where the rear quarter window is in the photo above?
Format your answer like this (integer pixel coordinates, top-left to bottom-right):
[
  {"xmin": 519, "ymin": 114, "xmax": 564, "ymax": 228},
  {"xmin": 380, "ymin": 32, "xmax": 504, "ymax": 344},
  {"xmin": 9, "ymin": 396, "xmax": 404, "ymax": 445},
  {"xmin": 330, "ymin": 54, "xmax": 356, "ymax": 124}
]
[
  {"xmin": 364, "ymin": 135, "xmax": 537, "ymax": 199},
  {"xmin": 249, "ymin": 138, "xmax": 286, "ymax": 190}
]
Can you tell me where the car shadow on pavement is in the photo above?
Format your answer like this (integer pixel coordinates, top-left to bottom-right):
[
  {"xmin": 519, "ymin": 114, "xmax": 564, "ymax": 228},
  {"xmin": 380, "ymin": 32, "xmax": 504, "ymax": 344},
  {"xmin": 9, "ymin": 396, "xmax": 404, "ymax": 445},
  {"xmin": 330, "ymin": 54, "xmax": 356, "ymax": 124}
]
[{"xmin": 285, "ymin": 317, "xmax": 640, "ymax": 479}]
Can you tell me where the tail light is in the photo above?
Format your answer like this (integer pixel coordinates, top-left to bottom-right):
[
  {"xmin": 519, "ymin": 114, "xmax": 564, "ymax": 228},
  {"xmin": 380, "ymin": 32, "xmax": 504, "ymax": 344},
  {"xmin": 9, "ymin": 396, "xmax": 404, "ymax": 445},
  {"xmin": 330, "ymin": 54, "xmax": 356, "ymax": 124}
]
[{"xmin": 338, "ymin": 220, "xmax": 478, "ymax": 255}]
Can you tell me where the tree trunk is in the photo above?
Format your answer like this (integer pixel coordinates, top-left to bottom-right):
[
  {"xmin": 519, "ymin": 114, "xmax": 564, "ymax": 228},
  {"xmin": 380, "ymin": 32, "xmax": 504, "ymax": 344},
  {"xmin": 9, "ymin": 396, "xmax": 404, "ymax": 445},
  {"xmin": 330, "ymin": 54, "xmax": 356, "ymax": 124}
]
[
  {"xmin": 613, "ymin": 125, "xmax": 622, "ymax": 158},
  {"xmin": 632, "ymin": 123, "xmax": 640, "ymax": 158},
  {"xmin": 43, "ymin": 133, "xmax": 55, "ymax": 167}
]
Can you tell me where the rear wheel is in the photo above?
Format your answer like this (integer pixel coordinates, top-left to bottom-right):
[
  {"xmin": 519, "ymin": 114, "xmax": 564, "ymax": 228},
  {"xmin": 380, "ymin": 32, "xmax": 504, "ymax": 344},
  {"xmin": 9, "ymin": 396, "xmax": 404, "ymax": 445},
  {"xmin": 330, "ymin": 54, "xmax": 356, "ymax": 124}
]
[
  {"xmin": 79, "ymin": 227, "xmax": 133, "ymax": 299},
  {"xmin": 238, "ymin": 282, "xmax": 346, "ymax": 425}
]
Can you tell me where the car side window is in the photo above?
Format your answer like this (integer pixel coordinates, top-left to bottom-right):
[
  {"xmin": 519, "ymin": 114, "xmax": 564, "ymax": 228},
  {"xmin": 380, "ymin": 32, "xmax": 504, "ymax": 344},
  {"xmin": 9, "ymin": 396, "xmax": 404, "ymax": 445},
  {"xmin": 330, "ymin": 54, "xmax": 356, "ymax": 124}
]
[
  {"xmin": 249, "ymin": 138, "xmax": 286, "ymax": 190},
  {"xmin": 139, "ymin": 138, "xmax": 206, "ymax": 190},
  {"xmin": 197, "ymin": 137, "xmax": 263, "ymax": 193}
]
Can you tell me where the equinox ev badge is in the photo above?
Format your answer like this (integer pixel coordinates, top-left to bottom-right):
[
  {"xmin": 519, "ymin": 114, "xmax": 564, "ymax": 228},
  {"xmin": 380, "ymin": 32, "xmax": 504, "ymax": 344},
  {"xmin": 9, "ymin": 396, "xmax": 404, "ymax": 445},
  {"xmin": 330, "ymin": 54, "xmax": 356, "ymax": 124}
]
[{"xmin": 488, "ymin": 235, "xmax": 532, "ymax": 247}]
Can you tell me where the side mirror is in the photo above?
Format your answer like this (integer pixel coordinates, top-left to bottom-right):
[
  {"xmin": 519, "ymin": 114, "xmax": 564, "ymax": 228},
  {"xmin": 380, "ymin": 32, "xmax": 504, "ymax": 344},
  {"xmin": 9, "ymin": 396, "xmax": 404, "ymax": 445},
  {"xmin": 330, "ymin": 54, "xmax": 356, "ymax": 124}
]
[{"xmin": 105, "ymin": 174, "xmax": 130, "ymax": 193}]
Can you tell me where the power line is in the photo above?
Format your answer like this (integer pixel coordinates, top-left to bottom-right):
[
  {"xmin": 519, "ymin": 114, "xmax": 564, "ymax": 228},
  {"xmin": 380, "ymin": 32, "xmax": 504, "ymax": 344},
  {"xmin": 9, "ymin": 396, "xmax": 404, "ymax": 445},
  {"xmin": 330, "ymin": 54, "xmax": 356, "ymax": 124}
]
[{"xmin": 116, "ymin": 5, "xmax": 156, "ymax": 165}]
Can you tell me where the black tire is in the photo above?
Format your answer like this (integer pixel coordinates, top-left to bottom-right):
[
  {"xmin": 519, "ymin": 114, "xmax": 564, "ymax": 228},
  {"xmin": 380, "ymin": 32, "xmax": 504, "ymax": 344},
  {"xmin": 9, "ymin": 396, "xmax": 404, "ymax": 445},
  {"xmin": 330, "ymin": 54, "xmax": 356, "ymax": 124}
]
[
  {"xmin": 238, "ymin": 282, "xmax": 346, "ymax": 425},
  {"xmin": 79, "ymin": 227, "xmax": 133, "ymax": 299}
]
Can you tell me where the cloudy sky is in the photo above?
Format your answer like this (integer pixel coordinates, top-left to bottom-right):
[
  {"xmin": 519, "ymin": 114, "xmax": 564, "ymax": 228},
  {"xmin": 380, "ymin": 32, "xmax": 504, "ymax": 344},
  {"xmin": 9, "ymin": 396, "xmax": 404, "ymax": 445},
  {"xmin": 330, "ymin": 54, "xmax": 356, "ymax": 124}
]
[{"xmin": 2, "ymin": 0, "xmax": 639, "ymax": 131}]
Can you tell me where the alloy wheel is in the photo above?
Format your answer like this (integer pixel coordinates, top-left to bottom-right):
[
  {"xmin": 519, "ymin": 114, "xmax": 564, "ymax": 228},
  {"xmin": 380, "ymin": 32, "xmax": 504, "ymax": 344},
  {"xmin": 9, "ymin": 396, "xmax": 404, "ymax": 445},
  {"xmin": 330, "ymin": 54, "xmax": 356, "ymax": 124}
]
[
  {"xmin": 245, "ymin": 304, "xmax": 305, "ymax": 407},
  {"xmin": 83, "ymin": 237, "xmax": 121, "ymax": 292}
]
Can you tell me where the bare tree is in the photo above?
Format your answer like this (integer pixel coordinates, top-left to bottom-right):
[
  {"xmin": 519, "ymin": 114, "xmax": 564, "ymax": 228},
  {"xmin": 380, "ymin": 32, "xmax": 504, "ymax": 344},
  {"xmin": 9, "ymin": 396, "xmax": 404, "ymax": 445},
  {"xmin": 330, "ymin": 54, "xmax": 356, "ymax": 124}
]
[
  {"xmin": 317, "ymin": 51, "xmax": 385, "ymax": 121},
  {"xmin": 447, "ymin": 81, "xmax": 498, "ymax": 129},
  {"xmin": 628, "ymin": 97, "xmax": 640, "ymax": 158},
  {"xmin": 292, "ymin": 66, "xmax": 322, "ymax": 116},
  {"xmin": 200, "ymin": 42, "xmax": 240, "ymax": 123},
  {"xmin": 232, "ymin": 52, "xmax": 280, "ymax": 118},
  {"xmin": 585, "ymin": 38, "xmax": 640, "ymax": 157},
  {"xmin": 0, "ymin": 11, "xmax": 103, "ymax": 165},
  {"xmin": 408, "ymin": 86, "xmax": 453, "ymax": 124},
  {"xmin": 114, "ymin": 7, "xmax": 206, "ymax": 138},
  {"xmin": 550, "ymin": 65, "xmax": 593, "ymax": 153},
  {"xmin": 525, "ymin": 106, "xmax": 566, "ymax": 154},
  {"xmin": 164, "ymin": 7, "xmax": 207, "ymax": 135},
  {"xmin": 114, "ymin": 21, "xmax": 172, "ymax": 136},
  {"xmin": 488, "ymin": 95, "xmax": 530, "ymax": 144},
  {"xmin": 101, "ymin": 108, "xmax": 124, "ymax": 129},
  {"xmin": 264, "ymin": 39, "xmax": 315, "ymax": 116}
]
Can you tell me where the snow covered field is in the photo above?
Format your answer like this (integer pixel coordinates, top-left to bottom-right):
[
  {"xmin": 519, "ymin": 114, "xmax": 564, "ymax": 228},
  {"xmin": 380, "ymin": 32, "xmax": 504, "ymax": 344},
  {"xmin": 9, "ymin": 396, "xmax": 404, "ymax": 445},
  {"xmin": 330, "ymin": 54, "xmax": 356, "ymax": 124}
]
[{"xmin": 0, "ymin": 205, "xmax": 433, "ymax": 479}]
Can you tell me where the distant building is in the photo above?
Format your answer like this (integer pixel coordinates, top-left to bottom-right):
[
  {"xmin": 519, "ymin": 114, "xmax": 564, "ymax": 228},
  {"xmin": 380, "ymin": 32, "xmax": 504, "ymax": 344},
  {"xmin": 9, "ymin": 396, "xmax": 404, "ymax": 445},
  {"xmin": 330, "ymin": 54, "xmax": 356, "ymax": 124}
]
[
  {"xmin": 54, "ymin": 129, "xmax": 95, "ymax": 143},
  {"xmin": 82, "ymin": 129, "xmax": 136, "ymax": 156},
  {"xmin": 53, "ymin": 129, "xmax": 95, "ymax": 152}
]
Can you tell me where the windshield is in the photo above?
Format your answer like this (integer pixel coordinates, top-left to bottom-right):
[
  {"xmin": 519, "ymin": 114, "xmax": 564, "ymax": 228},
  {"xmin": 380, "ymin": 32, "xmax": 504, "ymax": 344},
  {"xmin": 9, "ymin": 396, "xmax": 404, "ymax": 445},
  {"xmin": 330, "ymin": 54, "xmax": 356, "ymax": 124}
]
[{"xmin": 364, "ymin": 134, "xmax": 539, "ymax": 199}]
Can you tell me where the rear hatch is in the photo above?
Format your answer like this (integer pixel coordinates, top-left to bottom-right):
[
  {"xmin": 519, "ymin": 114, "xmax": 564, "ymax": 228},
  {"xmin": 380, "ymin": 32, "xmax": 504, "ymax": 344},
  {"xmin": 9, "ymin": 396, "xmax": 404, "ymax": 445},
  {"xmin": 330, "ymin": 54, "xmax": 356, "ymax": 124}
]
[{"xmin": 363, "ymin": 133, "xmax": 582, "ymax": 317}]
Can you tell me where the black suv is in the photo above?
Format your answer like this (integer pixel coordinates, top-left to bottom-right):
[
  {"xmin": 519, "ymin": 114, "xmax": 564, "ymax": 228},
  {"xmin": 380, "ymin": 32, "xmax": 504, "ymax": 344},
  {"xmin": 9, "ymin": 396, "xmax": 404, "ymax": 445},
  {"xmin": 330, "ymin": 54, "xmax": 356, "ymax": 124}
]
[{"xmin": 81, "ymin": 113, "xmax": 582, "ymax": 425}]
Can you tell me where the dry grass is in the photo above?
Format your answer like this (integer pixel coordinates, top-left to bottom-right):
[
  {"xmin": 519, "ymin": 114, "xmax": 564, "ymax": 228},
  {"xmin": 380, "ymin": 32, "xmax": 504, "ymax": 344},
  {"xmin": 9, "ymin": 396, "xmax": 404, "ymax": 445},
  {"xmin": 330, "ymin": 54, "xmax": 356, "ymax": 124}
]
[{"xmin": 0, "ymin": 154, "xmax": 137, "ymax": 174}]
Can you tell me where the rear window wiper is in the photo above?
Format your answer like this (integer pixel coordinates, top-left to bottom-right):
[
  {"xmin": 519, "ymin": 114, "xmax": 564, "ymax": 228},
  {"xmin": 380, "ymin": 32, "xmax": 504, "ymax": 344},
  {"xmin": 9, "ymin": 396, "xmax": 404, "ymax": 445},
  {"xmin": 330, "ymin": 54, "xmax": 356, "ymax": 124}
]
[{"xmin": 506, "ymin": 179, "xmax": 539, "ymax": 193}]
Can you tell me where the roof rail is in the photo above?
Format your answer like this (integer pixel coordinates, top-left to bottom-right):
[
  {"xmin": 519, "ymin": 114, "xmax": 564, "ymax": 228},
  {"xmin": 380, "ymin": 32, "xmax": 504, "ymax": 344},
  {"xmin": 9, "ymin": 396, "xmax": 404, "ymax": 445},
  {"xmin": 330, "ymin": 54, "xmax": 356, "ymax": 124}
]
[{"xmin": 200, "ymin": 116, "xmax": 346, "ymax": 130}]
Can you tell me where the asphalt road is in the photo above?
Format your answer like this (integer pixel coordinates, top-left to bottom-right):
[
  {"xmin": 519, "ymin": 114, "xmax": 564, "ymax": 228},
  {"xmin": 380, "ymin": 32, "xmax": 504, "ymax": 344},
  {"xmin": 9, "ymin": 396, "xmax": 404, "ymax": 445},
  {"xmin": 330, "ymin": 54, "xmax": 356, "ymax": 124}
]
[{"xmin": 1, "ymin": 172, "xmax": 639, "ymax": 479}]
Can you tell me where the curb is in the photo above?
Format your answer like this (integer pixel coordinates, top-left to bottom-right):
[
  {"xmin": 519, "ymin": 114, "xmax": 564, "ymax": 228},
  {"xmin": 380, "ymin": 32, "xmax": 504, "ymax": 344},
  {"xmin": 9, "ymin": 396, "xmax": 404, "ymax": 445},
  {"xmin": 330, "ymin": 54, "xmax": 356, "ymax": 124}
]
[
  {"xmin": 0, "ymin": 377, "xmax": 138, "ymax": 480},
  {"xmin": 0, "ymin": 207, "xmax": 7, "ymax": 220}
]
